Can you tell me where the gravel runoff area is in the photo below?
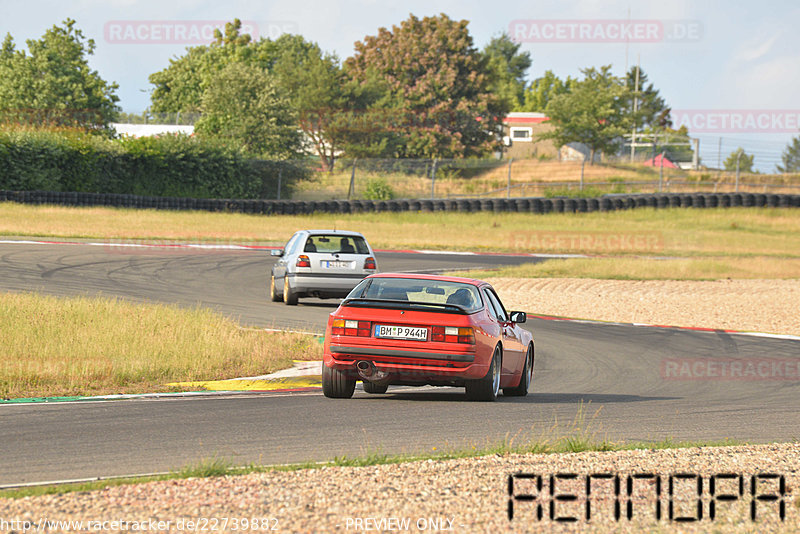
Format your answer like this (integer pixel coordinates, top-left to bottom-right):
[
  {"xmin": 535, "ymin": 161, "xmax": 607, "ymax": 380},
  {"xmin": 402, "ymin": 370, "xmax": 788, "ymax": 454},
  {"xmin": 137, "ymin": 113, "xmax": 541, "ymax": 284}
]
[
  {"xmin": 1, "ymin": 444, "xmax": 797, "ymax": 533},
  {"xmin": 490, "ymin": 278, "xmax": 800, "ymax": 336}
]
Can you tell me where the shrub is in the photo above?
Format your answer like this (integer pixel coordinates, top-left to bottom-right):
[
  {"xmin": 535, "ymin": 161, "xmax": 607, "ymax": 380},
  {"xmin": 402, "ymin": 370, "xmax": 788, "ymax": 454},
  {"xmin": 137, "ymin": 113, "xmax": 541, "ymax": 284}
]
[
  {"xmin": 0, "ymin": 128, "xmax": 308, "ymax": 199},
  {"xmin": 363, "ymin": 177, "xmax": 395, "ymax": 200}
]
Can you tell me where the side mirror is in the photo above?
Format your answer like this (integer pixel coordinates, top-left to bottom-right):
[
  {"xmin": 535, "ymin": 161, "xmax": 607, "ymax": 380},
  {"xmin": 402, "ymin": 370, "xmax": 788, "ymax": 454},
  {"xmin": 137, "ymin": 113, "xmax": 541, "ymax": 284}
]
[
  {"xmin": 270, "ymin": 249, "xmax": 284, "ymax": 257},
  {"xmin": 509, "ymin": 311, "xmax": 527, "ymax": 324}
]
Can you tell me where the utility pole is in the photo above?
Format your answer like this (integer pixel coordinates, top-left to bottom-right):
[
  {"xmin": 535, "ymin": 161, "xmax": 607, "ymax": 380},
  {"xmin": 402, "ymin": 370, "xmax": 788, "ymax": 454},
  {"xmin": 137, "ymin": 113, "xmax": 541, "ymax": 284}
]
[
  {"xmin": 659, "ymin": 151, "xmax": 665, "ymax": 192},
  {"xmin": 717, "ymin": 137, "xmax": 722, "ymax": 178},
  {"xmin": 430, "ymin": 158, "xmax": 438, "ymax": 200},
  {"xmin": 735, "ymin": 151, "xmax": 741, "ymax": 192},
  {"xmin": 692, "ymin": 138, "xmax": 700, "ymax": 170},
  {"xmin": 347, "ymin": 159, "xmax": 357, "ymax": 200},
  {"xmin": 580, "ymin": 156, "xmax": 586, "ymax": 191},
  {"xmin": 506, "ymin": 158, "xmax": 513, "ymax": 198},
  {"xmin": 629, "ymin": 56, "xmax": 640, "ymax": 163}
]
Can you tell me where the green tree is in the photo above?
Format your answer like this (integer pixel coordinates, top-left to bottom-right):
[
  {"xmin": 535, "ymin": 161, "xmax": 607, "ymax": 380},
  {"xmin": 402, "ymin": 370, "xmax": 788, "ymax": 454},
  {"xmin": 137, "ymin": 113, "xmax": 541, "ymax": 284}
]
[
  {"xmin": 540, "ymin": 65, "xmax": 632, "ymax": 164},
  {"xmin": 481, "ymin": 32, "xmax": 531, "ymax": 111},
  {"xmin": 724, "ymin": 148, "xmax": 754, "ymax": 173},
  {"xmin": 194, "ymin": 62, "xmax": 300, "ymax": 159},
  {"xmin": 149, "ymin": 19, "xmax": 277, "ymax": 113},
  {"xmin": 345, "ymin": 13, "xmax": 505, "ymax": 158},
  {"xmin": 519, "ymin": 70, "xmax": 575, "ymax": 112},
  {"xmin": 777, "ymin": 136, "xmax": 800, "ymax": 173},
  {"xmin": 269, "ymin": 34, "xmax": 353, "ymax": 171},
  {"xmin": 0, "ymin": 19, "xmax": 119, "ymax": 130},
  {"xmin": 625, "ymin": 66, "xmax": 670, "ymax": 130}
]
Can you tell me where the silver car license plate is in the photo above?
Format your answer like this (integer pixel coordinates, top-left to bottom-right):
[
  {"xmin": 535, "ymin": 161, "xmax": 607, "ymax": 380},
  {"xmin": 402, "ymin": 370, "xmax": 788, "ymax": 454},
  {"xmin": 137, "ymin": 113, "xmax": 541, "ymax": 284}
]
[{"xmin": 323, "ymin": 260, "xmax": 354, "ymax": 268}]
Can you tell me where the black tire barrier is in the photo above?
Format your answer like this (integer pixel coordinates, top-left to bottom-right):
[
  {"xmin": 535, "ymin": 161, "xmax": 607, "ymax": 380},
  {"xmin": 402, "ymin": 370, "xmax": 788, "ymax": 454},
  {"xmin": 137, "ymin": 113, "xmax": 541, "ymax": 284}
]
[
  {"xmin": 693, "ymin": 195, "xmax": 706, "ymax": 208},
  {"xmin": 2, "ymin": 190, "xmax": 798, "ymax": 216}
]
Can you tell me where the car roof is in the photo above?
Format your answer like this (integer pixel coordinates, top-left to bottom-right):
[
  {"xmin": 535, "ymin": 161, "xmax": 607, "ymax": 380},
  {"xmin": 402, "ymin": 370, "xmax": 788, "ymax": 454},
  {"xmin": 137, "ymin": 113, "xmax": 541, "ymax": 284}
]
[
  {"xmin": 301, "ymin": 229, "xmax": 366, "ymax": 238},
  {"xmin": 366, "ymin": 272, "xmax": 485, "ymax": 287}
]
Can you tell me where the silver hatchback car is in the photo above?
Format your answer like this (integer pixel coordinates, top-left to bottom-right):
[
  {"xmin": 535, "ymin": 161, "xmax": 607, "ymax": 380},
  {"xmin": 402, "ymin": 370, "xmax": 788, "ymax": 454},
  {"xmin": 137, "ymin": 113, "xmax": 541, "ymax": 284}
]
[{"xmin": 270, "ymin": 230, "xmax": 378, "ymax": 305}]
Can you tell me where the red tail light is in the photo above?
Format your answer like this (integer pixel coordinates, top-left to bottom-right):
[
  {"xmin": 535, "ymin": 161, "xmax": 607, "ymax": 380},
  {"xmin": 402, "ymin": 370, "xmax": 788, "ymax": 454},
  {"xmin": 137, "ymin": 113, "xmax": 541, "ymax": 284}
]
[
  {"xmin": 297, "ymin": 255, "xmax": 311, "ymax": 268},
  {"xmin": 364, "ymin": 257, "xmax": 376, "ymax": 270},
  {"xmin": 332, "ymin": 319, "xmax": 371, "ymax": 337},
  {"xmin": 431, "ymin": 326, "xmax": 475, "ymax": 344}
]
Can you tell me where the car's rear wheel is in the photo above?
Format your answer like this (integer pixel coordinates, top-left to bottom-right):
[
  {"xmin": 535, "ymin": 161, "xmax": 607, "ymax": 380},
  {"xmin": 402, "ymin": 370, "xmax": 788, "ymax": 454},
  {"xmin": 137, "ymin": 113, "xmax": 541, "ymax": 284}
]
[
  {"xmin": 283, "ymin": 278, "xmax": 298, "ymax": 305},
  {"xmin": 269, "ymin": 274, "xmax": 281, "ymax": 302},
  {"xmin": 322, "ymin": 364, "xmax": 355, "ymax": 398},
  {"xmin": 362, "ymin": 381, "xmax": 388, "ymax": 394},
  {"xmin": 503, "ymin": 344, "xmax": 533, "ymax": 397},
  {"xmin": 466, "ymin": 346, "xmax": 501, "ymax": 401}
]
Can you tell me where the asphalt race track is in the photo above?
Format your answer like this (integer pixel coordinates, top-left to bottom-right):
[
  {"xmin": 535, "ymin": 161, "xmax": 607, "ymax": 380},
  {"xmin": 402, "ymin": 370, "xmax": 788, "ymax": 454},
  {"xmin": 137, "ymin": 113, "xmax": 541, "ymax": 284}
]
[{"xmin": 1, "ymin": 241, "xmax": 799, "ymax": 485}]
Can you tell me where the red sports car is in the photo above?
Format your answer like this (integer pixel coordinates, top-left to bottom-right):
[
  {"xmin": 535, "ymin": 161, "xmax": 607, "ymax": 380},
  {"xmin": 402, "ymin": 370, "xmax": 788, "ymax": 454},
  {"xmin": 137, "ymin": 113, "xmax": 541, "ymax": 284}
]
[{"xmin": 322, "ymin": 273, "xmax": 534, "ymax": 401}]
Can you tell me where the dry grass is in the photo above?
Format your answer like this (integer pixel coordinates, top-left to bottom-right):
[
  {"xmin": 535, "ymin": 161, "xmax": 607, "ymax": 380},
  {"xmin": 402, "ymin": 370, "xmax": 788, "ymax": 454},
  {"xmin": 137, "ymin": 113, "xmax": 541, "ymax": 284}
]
[
  {"xmin": 1, "ymin": 203, "xmax": 799, "ymax": 259},
  {"xmin": 451, "ymin": 256, "xmax": 800, "ymax": 281},
  {"xmin": 0, "ymin": 292, "xmax": 321, "ymax": 399},
  {"xmin": 293, "ymin": 160, "xmax": 800, "ymax": 199}
]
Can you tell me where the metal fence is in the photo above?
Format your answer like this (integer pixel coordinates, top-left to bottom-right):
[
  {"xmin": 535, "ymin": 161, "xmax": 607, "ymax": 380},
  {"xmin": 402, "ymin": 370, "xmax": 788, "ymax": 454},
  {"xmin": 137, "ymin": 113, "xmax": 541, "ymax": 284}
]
[{"xmin": 288, "ymin": 157, "xmax": 800, "ymax": 201}]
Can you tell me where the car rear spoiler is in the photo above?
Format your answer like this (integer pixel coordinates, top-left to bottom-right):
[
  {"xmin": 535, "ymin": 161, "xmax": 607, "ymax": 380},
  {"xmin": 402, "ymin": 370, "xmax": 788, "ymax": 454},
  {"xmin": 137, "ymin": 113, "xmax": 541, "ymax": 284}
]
[{"xmin": 341, "ymin": 298, "xmax": 470, "ymax": 314}]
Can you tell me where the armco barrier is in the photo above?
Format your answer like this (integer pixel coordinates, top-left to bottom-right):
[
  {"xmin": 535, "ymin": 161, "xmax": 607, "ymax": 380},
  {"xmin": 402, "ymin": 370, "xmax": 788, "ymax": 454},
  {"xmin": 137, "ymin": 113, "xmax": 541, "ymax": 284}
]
[{"xmin": 1, "ymin": 191, "xmax": 798, "ymax": 215}]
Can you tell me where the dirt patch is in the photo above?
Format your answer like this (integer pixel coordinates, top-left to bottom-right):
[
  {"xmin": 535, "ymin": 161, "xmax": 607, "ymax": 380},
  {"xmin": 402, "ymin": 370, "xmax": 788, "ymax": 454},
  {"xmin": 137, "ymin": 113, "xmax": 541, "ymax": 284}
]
[{"xmin": 490, "ymin": 278, "xmax": 800, "ymax": 335}]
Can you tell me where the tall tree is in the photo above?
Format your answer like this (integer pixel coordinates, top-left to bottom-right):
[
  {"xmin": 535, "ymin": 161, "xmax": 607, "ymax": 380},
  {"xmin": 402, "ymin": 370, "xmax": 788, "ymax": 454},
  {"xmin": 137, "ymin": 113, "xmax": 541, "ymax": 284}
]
[
  {"xmin": 625, "ymin": 66, "xmax": 670, "ymax": 131},
  {"xmin": 540, "ymin": 65, "xmax": 632, "ymax": 164},
  {"xmin": 194, "ymin": 62, "xmax": 300, "ymax": 159},
  {"xmin": 777, "ymin": 136, "xmax": 800, "ymax": 173},
  {"xmin": 0, "ymin": 19, "xmax": 119, "ymax": 130},
  {"xmin": 149, "ymin": 19, "xmax": 277, "ymax": 113},
  {"xmin": 724, "ymin": 148, "xmax": 754, "ymax": 173},
  {"xmin": 345, "ymin": 13, "xmax": 505, "ymax": 158},
  {"xmin": 481, "ymin": 33, "xmax": 531, "ymax": 111},
  {"xmin": 519, "ymin": 70, "xmax": 575, "ymax": 112},
  {"xmin": 270, "ymin": 35, "xmax": 350, "ymax": 171}
]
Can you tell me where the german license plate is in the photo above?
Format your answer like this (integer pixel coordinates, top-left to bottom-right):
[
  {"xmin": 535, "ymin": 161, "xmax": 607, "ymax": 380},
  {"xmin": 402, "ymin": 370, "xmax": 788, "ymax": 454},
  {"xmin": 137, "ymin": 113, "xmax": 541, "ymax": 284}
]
[
  {"xmin": 374, "ymin": 325, "xmax": 428, "ymax": 341},
  {"xmin": 322, "ymin": 260, "xmax": 354, "ymax": 268}
]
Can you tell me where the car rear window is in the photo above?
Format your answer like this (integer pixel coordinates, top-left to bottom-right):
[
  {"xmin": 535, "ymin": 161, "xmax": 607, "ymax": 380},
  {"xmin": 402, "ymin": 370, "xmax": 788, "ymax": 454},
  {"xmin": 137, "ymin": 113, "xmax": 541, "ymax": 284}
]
[
  {"xmin": 305, "ymin": 234, "xmax": 369, "ymax": 254},
  {"xmin": 347, "ymin": 278, "xmax": 483, "ymax": 312}
]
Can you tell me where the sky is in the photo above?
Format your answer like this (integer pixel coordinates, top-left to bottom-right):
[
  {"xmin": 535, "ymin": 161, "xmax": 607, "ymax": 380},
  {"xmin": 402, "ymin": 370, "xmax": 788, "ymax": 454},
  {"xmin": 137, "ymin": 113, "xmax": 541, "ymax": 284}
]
[{"xmin": 1, "ymin": 0, "xmax": 798, "ymax": 172}]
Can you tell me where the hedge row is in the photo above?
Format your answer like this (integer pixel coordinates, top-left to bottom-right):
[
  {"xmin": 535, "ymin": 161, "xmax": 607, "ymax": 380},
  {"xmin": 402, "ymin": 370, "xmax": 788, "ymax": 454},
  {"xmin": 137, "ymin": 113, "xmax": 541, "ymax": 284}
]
[
  {"xmin": 0, "ymin": 130, "xmax": 305, "ymax": 199},
  {"xmin": 2, "ymin": 191, "xmax": 798, "ymax": 214}
]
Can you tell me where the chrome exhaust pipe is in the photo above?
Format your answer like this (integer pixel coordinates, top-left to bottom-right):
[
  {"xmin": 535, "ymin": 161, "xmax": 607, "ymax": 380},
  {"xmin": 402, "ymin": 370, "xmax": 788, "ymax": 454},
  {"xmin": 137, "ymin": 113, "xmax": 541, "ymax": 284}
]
[{"xmin": 356, "ymin": 360, "xmax": 374, "ymax": 379}]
